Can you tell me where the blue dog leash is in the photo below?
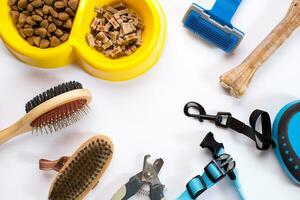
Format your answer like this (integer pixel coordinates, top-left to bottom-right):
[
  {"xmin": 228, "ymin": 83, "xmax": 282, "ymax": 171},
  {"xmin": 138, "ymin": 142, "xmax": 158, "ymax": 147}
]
[{"xmin": 177, "ymin": 132, "xmax": 245, "ymax": 200}]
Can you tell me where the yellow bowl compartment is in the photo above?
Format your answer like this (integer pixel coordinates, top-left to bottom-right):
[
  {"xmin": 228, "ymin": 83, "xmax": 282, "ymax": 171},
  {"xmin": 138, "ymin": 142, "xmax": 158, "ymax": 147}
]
[{"xmin": 0, "ymin": 0, "xmax": 167, "ymax": 81}]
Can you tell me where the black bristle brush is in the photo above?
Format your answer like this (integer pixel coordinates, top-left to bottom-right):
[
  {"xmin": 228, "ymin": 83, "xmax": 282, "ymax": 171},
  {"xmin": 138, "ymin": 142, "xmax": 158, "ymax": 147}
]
[{"xmin": 0, "ymin": 81, "xmax": 92, "ymax": 144}]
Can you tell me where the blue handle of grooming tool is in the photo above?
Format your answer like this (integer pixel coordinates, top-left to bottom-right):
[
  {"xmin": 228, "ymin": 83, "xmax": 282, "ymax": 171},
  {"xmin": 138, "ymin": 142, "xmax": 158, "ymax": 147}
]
[{"xmin": 208, "ymin": 0, "xmax": 242, "ymax": 27}]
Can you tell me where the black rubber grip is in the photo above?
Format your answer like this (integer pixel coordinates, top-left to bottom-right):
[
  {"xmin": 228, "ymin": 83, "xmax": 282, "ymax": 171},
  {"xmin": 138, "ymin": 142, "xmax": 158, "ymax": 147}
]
[{"xmin": 150, "ymin": 184, "xmax": 165, "ymax": 200}]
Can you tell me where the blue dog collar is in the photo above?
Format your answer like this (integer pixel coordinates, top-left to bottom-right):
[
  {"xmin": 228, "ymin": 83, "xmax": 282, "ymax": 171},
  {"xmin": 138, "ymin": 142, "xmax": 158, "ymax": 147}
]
[{"xmin": 177, "ymin": 133, "xmax": 245, "ymax": 200}]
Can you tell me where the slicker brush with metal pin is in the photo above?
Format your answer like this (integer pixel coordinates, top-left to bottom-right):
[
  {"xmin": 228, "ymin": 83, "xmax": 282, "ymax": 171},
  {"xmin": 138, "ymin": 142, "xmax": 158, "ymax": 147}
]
[
  {"xmin": 39, "ymin": 135, "xmax": 114, "ymax": 200},
  {"xmin": 0, "ymin": 81, "xmax": 92, "ymax": 145}
]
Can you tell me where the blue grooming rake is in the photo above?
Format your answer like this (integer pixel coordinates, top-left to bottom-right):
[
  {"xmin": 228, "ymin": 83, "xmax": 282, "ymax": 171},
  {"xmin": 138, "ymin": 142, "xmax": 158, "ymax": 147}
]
[{"xmin": 182, "ymin": 0, "xmax": 244, "ymax": 53}]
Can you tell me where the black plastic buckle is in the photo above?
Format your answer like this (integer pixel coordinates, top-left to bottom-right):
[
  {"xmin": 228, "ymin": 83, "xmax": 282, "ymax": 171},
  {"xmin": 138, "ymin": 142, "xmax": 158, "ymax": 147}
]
[
  {"xmin": 215, "ymin": 112, "xmax": 232, "ymax": 128},
  {"xmin": 204, "ymin": 154, "xmax": 236, "ymax": 183},
  {"xmin": 186, "ymin": 175, "xmax": 207, "ymax": 199}
]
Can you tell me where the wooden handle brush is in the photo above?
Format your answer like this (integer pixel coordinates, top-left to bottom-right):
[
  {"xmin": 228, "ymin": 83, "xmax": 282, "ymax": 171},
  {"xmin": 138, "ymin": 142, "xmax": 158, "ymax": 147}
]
[
  {"xmin": 0, "ymin": 81, "xmax": 92, "ymax": 144},
  {"xmin": 220, "ymin": 0, "xmax": 300, "ymax": 97},
  {"xmin": 39, "ymin": 135, "xmax": 114, "ymax": 200}
]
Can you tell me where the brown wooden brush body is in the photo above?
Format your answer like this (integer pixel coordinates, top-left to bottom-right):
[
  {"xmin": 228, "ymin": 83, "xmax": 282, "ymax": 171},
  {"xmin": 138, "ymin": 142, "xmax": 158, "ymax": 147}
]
[
  {"xmin": 40, "ymin": 135, "xmax": 114, "ymax": 200},
  {"xmin": 220, "ymin": 0, "xmax": 300, "ymax": 97},
  {"xmin": 0, "ymin": 89, "xmax": 92, "ymax": 144}
]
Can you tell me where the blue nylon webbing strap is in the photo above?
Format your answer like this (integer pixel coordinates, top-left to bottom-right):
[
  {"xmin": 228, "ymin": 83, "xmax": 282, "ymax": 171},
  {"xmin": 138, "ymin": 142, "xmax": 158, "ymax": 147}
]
[
  {"xmin": 176, "ymin": 148, "xmax": 246, "ymax": 200},
  {"xmin": 207, "ymin": 0, "xmax": 242, "ymax": 27}
]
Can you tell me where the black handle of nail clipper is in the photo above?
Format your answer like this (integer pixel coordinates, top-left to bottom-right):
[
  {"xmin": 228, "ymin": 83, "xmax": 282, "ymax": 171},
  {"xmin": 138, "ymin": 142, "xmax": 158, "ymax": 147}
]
[
  {"xmin": 150, "ymin": 184, "xmax": 165, "ymax": 200},
  {"xmin": 111, "ymin": 176, "xmax": 143, "ymax": 200},
  {"xmin": 200, "ymin": 132, "xmax": 224, "ymax": 158}
]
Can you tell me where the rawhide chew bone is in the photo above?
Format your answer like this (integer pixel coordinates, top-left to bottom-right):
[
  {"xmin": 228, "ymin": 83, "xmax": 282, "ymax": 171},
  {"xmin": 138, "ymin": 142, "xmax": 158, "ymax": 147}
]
[{"xmin": 220, "ymin": 0, "xmax": 300, "ymax": 97}]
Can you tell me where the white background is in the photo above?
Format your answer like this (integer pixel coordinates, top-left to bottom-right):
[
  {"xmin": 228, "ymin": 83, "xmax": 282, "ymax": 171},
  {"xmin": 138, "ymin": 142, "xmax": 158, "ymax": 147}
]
[{"xmin": 0, "ymin": 0, "xmax": 299, "ymax": 199}]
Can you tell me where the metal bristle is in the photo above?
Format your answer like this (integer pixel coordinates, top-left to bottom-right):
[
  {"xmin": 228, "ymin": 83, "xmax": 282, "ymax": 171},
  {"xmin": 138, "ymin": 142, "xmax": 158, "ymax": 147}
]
[{"xmin": 31, "ymin": 100, "xmax": 90, "ymax": 135}]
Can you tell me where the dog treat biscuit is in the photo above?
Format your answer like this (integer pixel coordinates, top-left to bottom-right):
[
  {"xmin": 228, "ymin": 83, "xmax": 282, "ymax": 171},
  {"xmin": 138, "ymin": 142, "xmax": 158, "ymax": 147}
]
[{"xmin": 87, "ymin": 1, "xmax": 144, "ymax": 59}]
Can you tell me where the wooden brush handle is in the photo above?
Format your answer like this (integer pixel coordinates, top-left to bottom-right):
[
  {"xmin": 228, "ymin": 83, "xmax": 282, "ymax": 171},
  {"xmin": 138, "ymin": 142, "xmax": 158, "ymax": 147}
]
[
  {"xmin": 39, "ymin": 156, "xmax": 69, "ymax": 172},
  {"xmin": 0, "ymin": 119, "xmax": 31, "ymax": 145},
  {"xmin": 220, "ymin": 0, "xmax": 300, "ymax": 97}
]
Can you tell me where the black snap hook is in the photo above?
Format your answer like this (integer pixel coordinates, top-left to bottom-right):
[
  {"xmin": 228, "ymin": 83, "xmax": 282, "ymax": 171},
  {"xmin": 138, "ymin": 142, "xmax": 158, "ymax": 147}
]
[{"xmin": 184, "ymin": 102, "xmax": 207, "ymax": 122}]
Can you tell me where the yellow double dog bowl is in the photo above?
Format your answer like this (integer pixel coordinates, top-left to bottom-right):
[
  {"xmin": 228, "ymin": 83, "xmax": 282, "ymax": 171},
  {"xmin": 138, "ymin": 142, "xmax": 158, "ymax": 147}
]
[{"xmin": 0, "ymin": 0, "xmax": 167, "ymax": 81}]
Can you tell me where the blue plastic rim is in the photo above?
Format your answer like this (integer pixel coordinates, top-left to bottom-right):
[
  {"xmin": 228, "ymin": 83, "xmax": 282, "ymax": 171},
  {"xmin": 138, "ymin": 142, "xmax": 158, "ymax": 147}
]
[{"xmin": 273, "ymin": 100, "xmax": 300, "ymax": 184}]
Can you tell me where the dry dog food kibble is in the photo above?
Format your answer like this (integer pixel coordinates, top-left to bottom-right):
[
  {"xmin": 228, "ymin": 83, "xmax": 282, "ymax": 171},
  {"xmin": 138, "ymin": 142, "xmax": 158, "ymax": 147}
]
[
  {"xmin": 9, "ymin": 0, "xmax": 79, "ymax": 48},
  {"xmin": 87, "ymin": 1, "xmax": 144, "ymax": 59}
]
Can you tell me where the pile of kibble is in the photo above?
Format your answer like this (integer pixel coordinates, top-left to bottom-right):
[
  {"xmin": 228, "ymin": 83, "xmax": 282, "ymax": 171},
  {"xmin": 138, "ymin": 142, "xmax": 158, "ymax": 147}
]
[
  {"xmin": 86, "ymin": 1, "xmax": 144, "ymax": 59},
  {"xmin": 9, "ymin": 0, "xmax": 79, "ymax": 48}
]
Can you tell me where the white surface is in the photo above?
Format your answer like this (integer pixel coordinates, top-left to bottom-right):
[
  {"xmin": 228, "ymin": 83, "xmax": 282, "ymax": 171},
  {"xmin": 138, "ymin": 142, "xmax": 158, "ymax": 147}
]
[{"xmin": 0, "ymin": 0, "xmax": 299, "ymax": 199}]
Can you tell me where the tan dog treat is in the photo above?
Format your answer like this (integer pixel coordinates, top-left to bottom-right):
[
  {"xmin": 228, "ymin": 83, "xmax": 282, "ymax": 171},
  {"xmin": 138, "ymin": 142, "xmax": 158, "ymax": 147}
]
[
  {"xmin": 48, "ymin": 23, "xmax": 56, "ymax": 33},
  {"xmin": 42, "ymin": 5, "xmax": 51, "ymax": 14},
  {"xmin": 10, "ymin": 10, "xmax": 20, "ymax": 24},
  {"xmin": 110, "ymin": 31, "xmax": 119, "ymax": 43},
  {"xmin": 32, "ymin": 14, "xmax": 43, "ymax": 21},
  {"xmin": 91, "ymin": 18, "xmax": 101, "ymax": 30},
  {"xmin": 44, "ymin": 0, "xmax": 54, "ymax": 6},
  {"xmin": 63, "ymin": 19, "xmax": 72, "ymax": 29},
  {"xmin": 113, "ymin": 13, "xmax": 123, "ymax": 24},
  {"xmin": 86, "ymin": 33, "xmax": 96, "ymax": 46},
  {"xmin": 40, "ymin": 38, "xmax": 50, "ymax": 48},
  {"xmin": 31, "ymin": 0, "xmax": 43, "ymax": 8},
  {"xmin": 27, "ymin": 4, "xmax": 34, "ymax": 12},
  {"xmin": 58, "ymin": 12, "xmax": 69, "ymax": 21},
  {"xmin": 9, "ymin": 0, "xmax": 17, "ymax": 6},
  {"xmin": 26, "ymin": 36, "xmax": 35, "ymax": 45},
  {"xmin": 102, "ymin": 40, "xmax": 113, "ymax": 50},
  {"xmin": 65, "ymin": 7, "xmax": 75, "ymax": 17},
  {"xmin": 40, "ymin": 19, "xmax": 49, "ymax": 28},
  {"xmin": 124, "ymin": 33, "xmax": 137, "ymax": 43},
  {"xmin": 54, "ymin": 28, "xmax": 63, "ymax": 37},
  {"xmin": 35, "ymin": 8, "xmax": 43, "ymax": 17},
  {"xmin": 121, "ymin": 23, "xmax": 133, "ymax": 35},
  {"xmin": 22, "ymin": 28, "xmax": 34, "ymax": 36},
  {"xmin": 97, "ymin": 32, "xmax": 109, "ymax": 43},
  {"xmin": 33, "ymin": 36, "xmax": 41, "ymax": 46},
  {"xmin": 54, "ymin": 1, "xmax": 66, "ymax": 9},
  {"xmin": 59, "ymin": 33, "xmax": 69, "ymax": 42},
  {"xmin": 50, "ymin": 36, "xmax": 61, "ymax": 47},
  {"xmin": 87, "ymin": 1, "xmax": 144, "ymax": 58},
  {"xmin": 111, "ymin": 1, "xmax": 125, "ymax": 9},
  {"xmin": 104, "ymin": 12, "xmax": 119, "ymax": 29},
  {"xmin": 18, "ymin": 0, "xmax": 28, "ymax": 9},
  {"xmin": 49, "ymin": 8, "xmax": 58, "ymax": 18},
  {"xmin": 18, "ymin": 13, "xmax": 27, "ymax": 24},
  {"xmin": 68, "ymin": 0, "xmax": 79, "ymax": 11},
  {"xmin": 53, "ymin": 18, "xmax": 63, "ymax": 26},
  {"xmin": 35, "ymin": 27, "xmax": 47, "ymax": 38},
  {"xmin": 103, "ymin": 22, "xmax": 112, "ymax": 32}
]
